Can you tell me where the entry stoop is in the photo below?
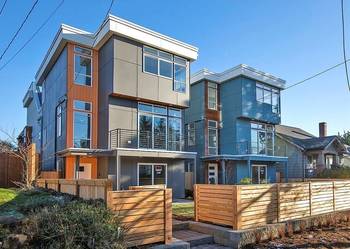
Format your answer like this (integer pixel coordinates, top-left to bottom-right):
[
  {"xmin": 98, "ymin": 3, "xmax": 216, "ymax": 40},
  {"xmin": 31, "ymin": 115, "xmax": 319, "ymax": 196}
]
[{"xmin": 173, "ymin": 230, "xmax": 214, "ymax": 247}]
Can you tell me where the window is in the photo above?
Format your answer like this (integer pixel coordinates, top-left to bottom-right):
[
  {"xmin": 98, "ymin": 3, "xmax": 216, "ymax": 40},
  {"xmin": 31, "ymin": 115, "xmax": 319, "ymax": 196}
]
[
  {"xmin": 56, "ymin": 104, "xmax": 62, "ymax": 137},
  {"xmin": 174, "ymin": 57, "xmax": 186, "ymax": 93},
  {"xmin": 138, "ymin": 103, "xmax": 182, "ymax": 151},
  {"xmin": 208, "ymin": 82, "xmax": 217, "ymax": 110},
  {"xmin": 74, "ymin": 46, "xmax": 92, "ymax": 86},
  {"xmin": 256, "ymin": 83, "xmax": 280, "ymax": 114},
  {"xmin": 143, "ymin": 46, "xmax": 187, "ymax": 93},
  {"xmin": 143, "ymin": 46, "xmax": 173, "ymax": 78},
  {"xmin": 208, "ymin": 120, "xmax": 218, "ymax": 155},
  {"xmin": 73, "ymin": 100, "xmax": 91, "ymax": 148},
  {"xmin": 138, "ymin": 163, "xmax": 167, "ymax": 186},
  {"xmin": 187, "ymin": 123, "xmax": 195, "ymax": 146},
  {"xmin": 250, "ymin": 122, "xmax": 274, "ymax": 155},
  {"xmin": 252, "ymin": 165, "xmax": 267, "ymax": 184}
]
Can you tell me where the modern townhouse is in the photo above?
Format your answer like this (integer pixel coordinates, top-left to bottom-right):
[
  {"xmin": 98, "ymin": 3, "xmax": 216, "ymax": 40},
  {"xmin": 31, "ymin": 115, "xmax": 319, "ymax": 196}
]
[
  {"xmin": 22, "ymin": 15, "xmax": 198, "ymax": 198},
  {"xmin": 184, "ymin": 65, "xmax": 288, "ymax": 185}
]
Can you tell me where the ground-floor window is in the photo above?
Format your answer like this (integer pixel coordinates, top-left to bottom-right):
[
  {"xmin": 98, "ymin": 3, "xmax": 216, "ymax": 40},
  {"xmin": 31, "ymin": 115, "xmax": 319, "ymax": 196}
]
[
  {"xmin": 137, "ymin": 163, "xmax": 167, "ymax": 186},
  {"xmin": 252, "ymin": 165, "xmax": 267, "ymax": 184}
]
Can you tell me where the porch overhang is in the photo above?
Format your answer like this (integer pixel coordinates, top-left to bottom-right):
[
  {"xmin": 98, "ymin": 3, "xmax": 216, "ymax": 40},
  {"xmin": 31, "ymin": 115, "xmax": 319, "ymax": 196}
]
[
  {"xmin": 113, "ymin": 147, "xmax": 197, "ymax": 159},
  {"xmin": 56, "ymin": 148, "xmax": 114, "ymax": 157},
  {"xmin": 201, "ymin": 154, "xmax": 288, "ymax": 162}
]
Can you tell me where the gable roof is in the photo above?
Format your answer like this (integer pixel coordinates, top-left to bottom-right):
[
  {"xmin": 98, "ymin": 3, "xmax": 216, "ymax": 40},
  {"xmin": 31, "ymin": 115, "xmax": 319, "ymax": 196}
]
[{"xmin": 275, "ymin": 125, "xmax": 315, "ymax": 139}]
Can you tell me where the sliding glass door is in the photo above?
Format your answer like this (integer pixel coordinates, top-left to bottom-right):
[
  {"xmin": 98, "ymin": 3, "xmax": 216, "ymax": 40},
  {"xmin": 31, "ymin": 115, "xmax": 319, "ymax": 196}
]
[{"xmin": 138, "ymin": 163, "xmax": 167, "ymax": 186}]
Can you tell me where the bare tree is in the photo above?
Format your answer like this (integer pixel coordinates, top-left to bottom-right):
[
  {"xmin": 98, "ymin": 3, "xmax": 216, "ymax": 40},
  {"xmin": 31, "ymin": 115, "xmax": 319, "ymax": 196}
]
[{"xmin": 0, "ymin": 128, "xmax": 38, "ymax": 189}]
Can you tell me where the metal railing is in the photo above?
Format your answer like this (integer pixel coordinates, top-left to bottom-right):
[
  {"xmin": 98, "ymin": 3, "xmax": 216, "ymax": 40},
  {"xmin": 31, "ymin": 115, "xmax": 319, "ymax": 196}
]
[
  {"xmin": 109, "ymin": 128, "xmax": 185, "ymax": 151},
  {"xmin": 235, "ymin": 141, "xmax": 274, "ymax": 156}
]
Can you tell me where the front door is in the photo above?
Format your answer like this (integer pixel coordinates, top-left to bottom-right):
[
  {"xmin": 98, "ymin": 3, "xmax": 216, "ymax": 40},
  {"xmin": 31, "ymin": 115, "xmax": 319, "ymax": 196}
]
[
  {"xmin": 252, "ymin": 165, "xmax": 267, "ymax": 184},
  {"xmin": 208, "ymin": 163, "xmax": 218, "ymax": 184}
]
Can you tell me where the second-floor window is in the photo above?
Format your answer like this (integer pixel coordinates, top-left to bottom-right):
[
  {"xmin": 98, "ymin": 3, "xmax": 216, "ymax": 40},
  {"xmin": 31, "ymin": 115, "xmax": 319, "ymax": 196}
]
[
  {"xmin": 56, "ymin": 104, "xmax": 62, "ymax": 138},
  {"xmin": 208, "ymin": 120, "xmax": 218, "ymax": 155},
  {"xmin": 208, "ymin": 82, "xmax": 217, "ymax": 110},
  {"xmin": 138, "ymin": 103, "xmax": 182, "ymax": 151},
  {"xmin": 73, "ymin": 100, "xmax": 92, "ymax": 148},
  {"xmin": 250, "ymin": 122, "xmax": 274, "ymax": 155},
  {"xmin": 74, "ymin": 46, "xmax": 92, "ymax": 86},
  {"xmin": 256, "ymin": 83, "xmax": 280, "ymax": 114},
  {"xmin": 187, "ymin": 122, "xmax": 195, "ymax": 146},
  {"xmin": 143, "ymin": 46, "xmax": 187, "ymax": 93}
]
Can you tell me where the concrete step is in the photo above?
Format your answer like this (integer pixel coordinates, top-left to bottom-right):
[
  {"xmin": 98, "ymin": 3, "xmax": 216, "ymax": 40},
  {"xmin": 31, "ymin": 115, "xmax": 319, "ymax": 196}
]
[
  {"xmin": 173, "ymin": 219, "xmax": 190, "ymax": 231},
  {"xmin": 173, "ymin": 229, "xmax": 214, "ymax": 247}
]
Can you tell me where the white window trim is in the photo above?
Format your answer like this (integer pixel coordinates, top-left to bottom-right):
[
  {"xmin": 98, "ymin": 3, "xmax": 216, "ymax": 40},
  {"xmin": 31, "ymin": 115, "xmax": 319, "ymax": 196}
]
[
  {"xmin": 74, "ymin": 45, "xmax": 93, "ymax": 87},
  {"xmin": 143, "ymin": 47, "xmax": 173, "ymax": 80},
  {"xmin": 56, "ymin": 105, "xmax": 62, "ymax": 138},
  {"xmin": 252, "ymin": 164, "xmax": 267, "ymax": 184},
  {"xmin": 208, "ymin": 120, "xmax": 218, "ymax": 155},
  {"xmin": 137, "ymin": 163, "xmax": 167, "ymax": 186},
  {"xmin": 187, "ymin": 123, "xmax": 195, "ymax": 146},
  {"xmin": 208, "ymin": 83, "xmax": 217, "ymax": 110}
]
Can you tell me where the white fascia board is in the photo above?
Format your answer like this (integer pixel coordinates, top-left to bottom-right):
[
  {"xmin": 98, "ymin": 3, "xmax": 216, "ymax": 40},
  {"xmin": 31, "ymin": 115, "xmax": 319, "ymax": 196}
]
[
  {"xmin": 94, "ymin": 15, "xmax": 198, "ymax": 60},
  {"xmin": 191, "ymin": 64, "xmax": 286, "ymax": 89}
]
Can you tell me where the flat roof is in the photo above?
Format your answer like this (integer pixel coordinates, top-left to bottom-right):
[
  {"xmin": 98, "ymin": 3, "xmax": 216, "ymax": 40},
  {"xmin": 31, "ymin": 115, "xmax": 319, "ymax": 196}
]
[
  {"xmin": 35, "ymin": 14, "xmax": 199, "ymax": 84},
  {"xmin": 191, "ymin": 64, "xmax": 286, "ymax": 89}
]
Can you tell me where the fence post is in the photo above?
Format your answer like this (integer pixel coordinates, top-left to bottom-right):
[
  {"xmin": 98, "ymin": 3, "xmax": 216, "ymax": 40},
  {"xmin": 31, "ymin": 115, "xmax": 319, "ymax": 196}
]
[
  {"xmin": 164, "ymin": 189, "xmax": 172, "ymax": 244},
  {"xmin": 58, "ymin": 179, "xmax": 61, "ymax": 193},
  {"xmin": 332, "ymin": 181, "xmax": 336, "ymax": 212},
  {"xmin": 233, "ymin": 185, "xmax": 241, "ymax": 230},
  {"xmin": 194, "ymin": 185, "xmax": 199, "ymax": 222},
  {"xmin": 309, "ymin": 182, "xmax": 312, "ymax": 216},
  {"xmin": 277, "ymin": 184, "xmax": 280, "ymax": 222},
  {"xmin": 106, "ymin": 191, "xmax": 112, "ymax": 209},
  {"xmin": 76, "ymin": 180, "xmax": 80, "ymax": 198}
]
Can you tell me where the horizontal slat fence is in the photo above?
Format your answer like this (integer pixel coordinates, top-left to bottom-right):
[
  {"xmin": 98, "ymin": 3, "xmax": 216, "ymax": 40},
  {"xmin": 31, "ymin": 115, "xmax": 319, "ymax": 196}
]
[
  {"xmin": 195, "ymin": 180, "xmax": 350, "ymax": 230},
  {"xmin": 107, "ymin": 188, "xmax": 172, "ymax": 247},
  {"xmin": 36, "ymin": 179, "xmax": 112, "ymax": 200}
]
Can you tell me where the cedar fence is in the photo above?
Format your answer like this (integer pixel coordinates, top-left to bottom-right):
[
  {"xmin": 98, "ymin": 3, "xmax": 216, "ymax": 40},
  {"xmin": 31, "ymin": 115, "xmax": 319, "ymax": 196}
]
[
  {"xmin": 0, "ymin": 153, "xmax": 23, "ymax": 188},
  {"xmin": 194, "ymin": 180, "xmax": 350, "ymax": 230},
  {"xmin": 36, "ymin": 179, "xmax": 112, "ymax": 200},
  {"xmin": 107, "ymin": 188, "xmax": 172, "ymax": 247}
]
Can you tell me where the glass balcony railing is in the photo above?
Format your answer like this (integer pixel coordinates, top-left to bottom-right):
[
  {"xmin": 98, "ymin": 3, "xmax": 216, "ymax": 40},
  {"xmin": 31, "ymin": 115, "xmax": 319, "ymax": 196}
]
[{"xmin": 235, "ymin": 141, "xmax": 274, "ymax": 156}]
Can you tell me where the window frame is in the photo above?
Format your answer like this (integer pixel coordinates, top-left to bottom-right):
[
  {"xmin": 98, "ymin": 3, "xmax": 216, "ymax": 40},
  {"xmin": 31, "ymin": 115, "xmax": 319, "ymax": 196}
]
[
  {"xmin": 74, "ymin": 45, "xmax": 92, "ymax": 87},
  {"xmin": 73, "ymin": 100, "xmax": 92, "ymax": 149},
  {"xmin": 56, "ymin": 104, "xmax": 62, "ymax": 138},
  {"xmin": 252, "ymin": 165, "xmax": 267, "ymax": 184},
  {"xmin": 187, "ymin": 122, "xmax": 196, "ymax": 146},
  {"xmin": 256, "ymin": 82, "xmax": 280, "ymax": 114},
  {"xmin": 208, "ymin": 120, "xmax": 218, "ymax": 155},
  {"xmin": 137, "ymin": 163, "xmax": 167, "ymax": 186},
  {"xmin": 250, "ymin": 122, "xmax": 274, "ymax": 155},
  {"xmin": 173, "ymin": 57, "xmax": 187, "ymax": 93},
  {"xmin": 207, "ymin": 82, "xmax": 218, "ymax": 110},
  {"xmin": 143, "ymin": 46, "xmax": 173, "ymax": 80}
]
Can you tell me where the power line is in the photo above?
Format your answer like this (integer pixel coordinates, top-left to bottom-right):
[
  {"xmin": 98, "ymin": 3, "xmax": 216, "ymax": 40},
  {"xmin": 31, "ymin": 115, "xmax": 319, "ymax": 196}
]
[
  {"xmin": 0, "ymin": 0, "xmax": 64, "ymax": 72},
  {"xmin": 91, "ymin": 0, "xmax": 115, "ymax": 47},
  {"xmin": 0, "ymin": 0, "xmax": 39, "ymax": 61},
  {"xmin": 0, "ymin": 0, "xmax": 7, "ymax": 17},
  {"xmin": 341, "ymin": 0, "xmax": 350, "ymax": 91}
]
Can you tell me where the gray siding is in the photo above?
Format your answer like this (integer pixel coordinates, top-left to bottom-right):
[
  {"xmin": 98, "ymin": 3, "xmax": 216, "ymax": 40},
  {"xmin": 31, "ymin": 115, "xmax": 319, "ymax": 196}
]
[
  {"xmin": 41, "ymin": 47, "xmax": 67, "ymax": 170},
  {"xmin": 118, "ymin": 157, "xmax": 185, "ymax": 198},
  {"xmin": 26, "ymin": 100, "xmax": 41, "ymax": 146}
]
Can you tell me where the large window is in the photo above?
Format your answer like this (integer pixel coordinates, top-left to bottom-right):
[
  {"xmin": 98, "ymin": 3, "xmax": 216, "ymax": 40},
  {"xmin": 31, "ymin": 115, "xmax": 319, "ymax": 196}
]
[
  {"xmin": 74, "ymin": 46, "xmax": 92, "ymax": 86},
  {"xmin": 73, "ymin": 100, "xmax": 91, "ymax": 148},
  {"xmin": 143, "ymin": 46, "xmax": 187, "ymax": 93},
  {"xmin": 208, "ymin": 82, "xmax": 217, "ymax": 110},
  {"xmin": 138, "ymin": 163, "xmax": 167, "ymax": 186},
  {"xmin": 138, "ymin": 103, "xmax": 182, "ymax": 150},
  {"xmin": 250, "ymin": 122, "xmax": 274, "ymax": 155},
  {"xmin": 208, "ymin": 120, "xmax": 218, "ymax": 155},
  {"xmin": 187, "ymin": 122, "xmax": 195, "ymax": 146},
  {"xmin": 256, "ymin": 83, "xmax": 280, "ymax": 114}
]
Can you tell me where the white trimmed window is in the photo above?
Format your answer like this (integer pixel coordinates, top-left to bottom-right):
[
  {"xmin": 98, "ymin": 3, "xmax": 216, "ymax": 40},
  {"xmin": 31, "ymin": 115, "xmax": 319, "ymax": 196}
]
[
  {"xmin": 74, "ymin": 46, "xmax": 92, "ymax": 86},
  {"xmin": 208, "ymin": 120, "xmax": 218, "ymax": 155},
  {"xmin": 256, "ymin": 83, "xmax": 280, "ymax": 114},
  {"xmin": 208, "ymin": 82, "xmax": 217, "ymax": 110},
  {"xmin": 187, "ymin": 122, "xmax": 195, "ymax": 146}
]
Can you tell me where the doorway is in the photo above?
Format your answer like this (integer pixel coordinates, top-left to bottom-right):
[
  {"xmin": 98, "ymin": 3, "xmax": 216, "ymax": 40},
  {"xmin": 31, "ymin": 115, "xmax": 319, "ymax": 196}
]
[{"xmin": 252, "ymin": 165, "xmax": 267, "ymax": 184}]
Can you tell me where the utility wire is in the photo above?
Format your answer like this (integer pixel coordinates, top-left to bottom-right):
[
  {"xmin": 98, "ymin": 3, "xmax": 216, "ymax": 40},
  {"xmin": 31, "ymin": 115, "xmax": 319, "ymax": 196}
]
[
  {"xmin": 0, "ymin": 0, "xmax": 64, "ymax": 72},
  {"xmin": 91, "ymin": 0, "xmax": 115, "ymax": 47},
  {"xmin": 0, "ymin": 0, "xmax": 39, "ymax": 61},
  {"xmin": 341, "ymin": 0, "xmax": 350, "ymax": 91},
  {"xmin": 0, "ymin": 0, "xmax": 7, "ymax": 17}
]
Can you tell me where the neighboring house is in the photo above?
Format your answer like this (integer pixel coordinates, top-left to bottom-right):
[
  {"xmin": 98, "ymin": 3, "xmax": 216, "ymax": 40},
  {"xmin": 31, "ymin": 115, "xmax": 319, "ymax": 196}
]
[
  {"xmin": 341, "ymin": 145, "xmax": 350, "ymax": 167},
  {"xmin": 184, "ymin": 65, "xmax": 288, "ymax": 185},
  {"xmin": 275, "ymin": 122, "xmax": 347, "ymax": 178},
  {"xmin": 22, "ymin": 15, "xmax": 199, "ymax": 198}
]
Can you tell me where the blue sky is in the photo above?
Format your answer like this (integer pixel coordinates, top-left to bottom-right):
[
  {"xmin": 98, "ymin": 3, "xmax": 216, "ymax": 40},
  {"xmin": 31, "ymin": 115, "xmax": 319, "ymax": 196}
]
[{"xmin": 0, "ymin": 0, "xmax": 349, "ymax": 138}]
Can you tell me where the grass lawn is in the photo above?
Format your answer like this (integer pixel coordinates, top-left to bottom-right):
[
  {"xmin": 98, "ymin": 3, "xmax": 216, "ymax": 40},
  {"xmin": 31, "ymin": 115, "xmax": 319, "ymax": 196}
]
[
  {"xmin": 172, "ymin": 202, "xmax": 194, "ymax": 220},
  {"xmin": 0, "ymin": 188, "xmax": 17, "ymax": 206}
]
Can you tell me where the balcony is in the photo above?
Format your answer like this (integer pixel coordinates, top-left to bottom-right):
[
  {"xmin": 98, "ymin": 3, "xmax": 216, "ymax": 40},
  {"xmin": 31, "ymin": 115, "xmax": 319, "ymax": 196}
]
[
  {"xmin": 109, "ymin": 128, "xmax": 185, "ymax": 151},
  {"xmin": 235, "ymin": 141, "xmax": 274, "ymax": 156}
]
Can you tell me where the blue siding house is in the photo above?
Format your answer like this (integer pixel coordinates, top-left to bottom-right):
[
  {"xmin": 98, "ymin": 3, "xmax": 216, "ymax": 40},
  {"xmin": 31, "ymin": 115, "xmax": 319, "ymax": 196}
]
[{"xmin": 185, "ymin": 64, "xmax": 288, "ymax": 184}]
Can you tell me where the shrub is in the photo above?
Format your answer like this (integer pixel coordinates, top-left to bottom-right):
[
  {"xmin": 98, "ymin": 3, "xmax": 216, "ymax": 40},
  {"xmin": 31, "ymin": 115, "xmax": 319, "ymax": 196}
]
[
  {"xmin": 316, "ymin": 168, "xmax": 350, "ymax": 179},
  {"xmin": 20, "ymin": 200, "xmax": 124, "ymax": 249},
  {"xmin": 239, "ymin": 177, "xmax": 252, "ymax": 185}
]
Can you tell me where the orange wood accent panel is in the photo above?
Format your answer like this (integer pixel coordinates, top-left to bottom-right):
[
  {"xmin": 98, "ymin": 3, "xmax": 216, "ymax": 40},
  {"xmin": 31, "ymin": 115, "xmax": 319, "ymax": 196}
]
[
  {"xmin": 66, "ymin": 43, "xmax": 99, "ymax": 148},
  {"xmin": 65, "ymin": 156, "xmax": 98, "ymax": 179}
]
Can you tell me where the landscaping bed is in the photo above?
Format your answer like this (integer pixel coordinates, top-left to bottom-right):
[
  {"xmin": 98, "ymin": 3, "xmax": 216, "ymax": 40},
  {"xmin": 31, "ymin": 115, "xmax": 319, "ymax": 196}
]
[
  {"xmin": 247, "ymin": 219, "xmax": 350, "ymax": 249},
  {"xmin": 0, "ymin": 188, "xmax": 124, "ymax": 249}
]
